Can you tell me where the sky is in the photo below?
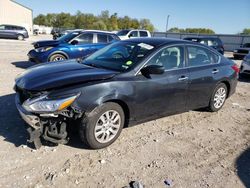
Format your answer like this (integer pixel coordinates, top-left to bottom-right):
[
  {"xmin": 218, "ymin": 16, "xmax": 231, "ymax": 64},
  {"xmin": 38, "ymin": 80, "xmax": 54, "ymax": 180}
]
[{"xmin": 16, "ymin": 0, "xmax": 250, "ymax": 34}]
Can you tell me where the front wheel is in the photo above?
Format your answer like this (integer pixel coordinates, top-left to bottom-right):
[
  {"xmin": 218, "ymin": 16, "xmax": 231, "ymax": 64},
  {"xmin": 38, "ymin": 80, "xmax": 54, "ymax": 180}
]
[
  {"xmin": 49, "ymin": 54, "xmax": 67, "ymax": 62},
  {"xmin": 79, "ymin": 102, "xmax": 125, "ymax": 149},
  {"xmin": 208, "ymin": 83, "xmax": 227, "ymax": 112}
]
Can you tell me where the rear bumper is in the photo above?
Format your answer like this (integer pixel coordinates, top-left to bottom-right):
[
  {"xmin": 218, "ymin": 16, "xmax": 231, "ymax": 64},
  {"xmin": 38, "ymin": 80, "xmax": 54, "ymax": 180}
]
[{"xmin": 15, "ymin": 94, "xmax": 40, "ymax": 129}]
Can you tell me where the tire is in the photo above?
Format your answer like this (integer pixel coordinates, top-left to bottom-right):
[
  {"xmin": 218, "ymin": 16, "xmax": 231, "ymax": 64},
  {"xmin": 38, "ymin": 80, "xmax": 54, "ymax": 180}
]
[
  {"xmin": 17, "ymin": 34, "xmax": 24, "ymax": 40},
  {"xmin": 208, "ymin": 83, "xmax": 228, "ymax": 112},
  {"xmin": 49, "ymin": 54, "xmax": 67, "ymax": 62},
  {"xmin": 79, "ymin": 102, "xmax": 125, "ymax": 149}
]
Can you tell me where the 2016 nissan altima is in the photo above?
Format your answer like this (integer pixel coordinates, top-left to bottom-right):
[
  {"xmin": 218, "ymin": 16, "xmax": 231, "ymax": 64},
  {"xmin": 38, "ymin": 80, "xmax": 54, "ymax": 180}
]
[{"xmin": 15, "ymin": 38, "xmax": 238, "ymax": 149}]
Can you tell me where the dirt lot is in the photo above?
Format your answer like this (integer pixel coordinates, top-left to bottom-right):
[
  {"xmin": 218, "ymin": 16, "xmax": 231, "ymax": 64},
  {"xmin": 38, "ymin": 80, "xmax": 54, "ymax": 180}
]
[{"xmin": 0, "ymin": 35, "xmax": 249, "ymax": 188}]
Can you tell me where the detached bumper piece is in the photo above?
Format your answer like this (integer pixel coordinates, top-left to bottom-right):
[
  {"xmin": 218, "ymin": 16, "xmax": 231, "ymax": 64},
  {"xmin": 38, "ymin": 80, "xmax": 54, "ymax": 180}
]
[{"xmin": 15, "ymin": 94, "xmax": 69, "ymax": 149}]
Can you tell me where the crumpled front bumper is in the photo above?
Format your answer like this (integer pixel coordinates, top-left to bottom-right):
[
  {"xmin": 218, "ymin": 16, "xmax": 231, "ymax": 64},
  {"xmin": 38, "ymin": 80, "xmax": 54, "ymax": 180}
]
[
  {"xmin": 15, "ymin": 94, "xmax": 40, "ymax": 129},
  {"xmin": 15, "ymin": 94, "xmax": 43, "ymax": 148}
]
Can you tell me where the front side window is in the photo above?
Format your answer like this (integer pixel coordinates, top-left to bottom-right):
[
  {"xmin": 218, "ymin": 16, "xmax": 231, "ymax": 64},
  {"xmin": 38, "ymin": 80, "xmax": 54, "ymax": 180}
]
[
  {"xmin": 75, "ymin": 33, "xmax": 93, "ymax": 44},
  {"xmin": 187, "ymin": 46, "xmax": 219, "ymax": 67},
  {"xmin": 83, "ymin": 41, "xmax": 155, "ymax": 72},
  {"xmin": 97, "ymin": 34, "xmax": 108, "ymax": 43},
  {"xmin": 0, "ymin": 25, "xmax": 5, "ymax": 30},
  {"xmin": 146, "ymin": 46, "xmax": 185, "ymax": 70}
]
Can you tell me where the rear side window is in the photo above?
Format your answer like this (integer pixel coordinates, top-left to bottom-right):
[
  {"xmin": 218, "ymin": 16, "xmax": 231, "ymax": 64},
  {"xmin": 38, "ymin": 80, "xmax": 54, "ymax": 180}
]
[
  {"xmin": 139, "ymin": 31, "xmax": 148, "ymax": 37},
  {"xmin": 187, "ymin": 46, "xmax": 219, "ymax": 67},
  {"xmin": 76, "ymin": 33, "xmax": 93, "ymax": 44},
  {"xmin": 97, "ymin": 34, "xmax": 108, "ymax": 43}
]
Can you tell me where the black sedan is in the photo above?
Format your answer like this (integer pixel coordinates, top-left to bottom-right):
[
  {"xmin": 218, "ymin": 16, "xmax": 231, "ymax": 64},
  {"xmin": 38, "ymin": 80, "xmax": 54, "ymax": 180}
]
[{"xmin": 15, "ymin": 38, "xmax": 238, "ymax": 149}]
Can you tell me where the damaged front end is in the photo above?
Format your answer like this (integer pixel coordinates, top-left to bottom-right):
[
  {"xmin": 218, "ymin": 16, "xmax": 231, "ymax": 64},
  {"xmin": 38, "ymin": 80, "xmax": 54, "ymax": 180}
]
[{"xmin": 15, "ymin": 88, "xmax": 83, "ymax": 149}]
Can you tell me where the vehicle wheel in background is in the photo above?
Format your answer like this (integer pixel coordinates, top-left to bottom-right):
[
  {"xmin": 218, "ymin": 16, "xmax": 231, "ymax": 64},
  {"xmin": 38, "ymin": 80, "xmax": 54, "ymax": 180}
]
[
  {"xmin": 49, "ymin": 54, "xmax": 67, "ymax": 62},
  {"xmin": 79, "ymin": 102, "xmax": 125, "ymax": 149},
  {"xmin": 17, "ymin": 34, "xmax": 24, "ymax": 40}
]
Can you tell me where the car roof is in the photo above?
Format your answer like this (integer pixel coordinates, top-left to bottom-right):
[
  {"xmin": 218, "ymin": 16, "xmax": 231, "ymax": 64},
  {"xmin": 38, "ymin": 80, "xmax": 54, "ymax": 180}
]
[
  {"xmin": 184, "ymin": 36, "xmax": 220, "ymax": 40},
  {"xmin": 123, "ymin": 37, "xmax": 194, "ymax": 47},
  {"xmin": 0, "ymin": 24, "xmax": 24, "ymax": 28},
  {"xmin": 81, "ymin": 30, "xmax": 117, "ymax": 34}
]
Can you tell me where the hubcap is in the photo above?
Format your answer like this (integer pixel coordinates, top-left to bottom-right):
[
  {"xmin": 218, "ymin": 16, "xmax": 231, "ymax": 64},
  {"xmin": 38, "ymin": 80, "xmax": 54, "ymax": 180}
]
[
  {"xmin": 52, "ymin": 56, "xmax": 65, "ymax": 61},
  {"xmin": 94, "ymin": 110, "xmax": 121, "ymax": 143},
  {"xmin": 213, "ymin": 87, "xmax": 226, "ymax": 109}
]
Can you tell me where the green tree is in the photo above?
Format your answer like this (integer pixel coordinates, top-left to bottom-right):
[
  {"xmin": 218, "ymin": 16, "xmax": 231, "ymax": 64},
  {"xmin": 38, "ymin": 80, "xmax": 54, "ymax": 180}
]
[
  {"xmin": 139, "ymin": 19, "xmax": 154, "ymax": 32},
  {"xmin": 168, "ymin": 27, "xmax": 215, "ymax": 34},
  {"xmin": 33, "ymin": 14, "xmax": 47, "ymax": 25},
  {"xmin": 242, "ymin": 28, "xmax": 250, "ymax": 35}
]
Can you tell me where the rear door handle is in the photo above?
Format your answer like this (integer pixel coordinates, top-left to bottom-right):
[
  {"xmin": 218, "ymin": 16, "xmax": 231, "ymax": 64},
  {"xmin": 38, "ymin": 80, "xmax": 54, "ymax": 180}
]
[
  {"xmin": 178, "ymin": 76, "xmax": 189, "ymax": 81},
  {"xmin": 212, "ymin": 69, "xmax": 219, "ymax": 74}
]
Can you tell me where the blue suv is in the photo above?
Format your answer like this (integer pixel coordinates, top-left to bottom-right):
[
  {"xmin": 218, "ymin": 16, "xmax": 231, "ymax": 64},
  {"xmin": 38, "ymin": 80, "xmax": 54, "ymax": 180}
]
[{"xmin": 28, "ymin": 30, "xmax": 120, "ymax": 63}]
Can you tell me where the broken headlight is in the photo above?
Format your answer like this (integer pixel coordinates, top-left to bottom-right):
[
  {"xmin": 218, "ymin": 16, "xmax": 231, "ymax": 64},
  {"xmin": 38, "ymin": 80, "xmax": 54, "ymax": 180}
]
[{"xmin": 22, "ymin": 94, "xmax": 79, "ymax": 113}]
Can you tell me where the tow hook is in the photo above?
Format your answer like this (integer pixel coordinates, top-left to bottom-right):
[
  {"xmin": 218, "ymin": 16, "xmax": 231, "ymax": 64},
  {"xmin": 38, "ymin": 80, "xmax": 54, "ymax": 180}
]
[{"xmin": 27, "ymin": 127, "xmax": 42, "ymax": 149}]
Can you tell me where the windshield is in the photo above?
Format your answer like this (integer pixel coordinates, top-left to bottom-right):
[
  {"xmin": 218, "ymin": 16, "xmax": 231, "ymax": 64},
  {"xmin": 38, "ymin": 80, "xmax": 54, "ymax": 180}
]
[
  {"xmin": 116, "ymin": 30, "xmax": 130, "ymax": 36},
  {"xmin": 58, "ymin": 31, "xmax": 80, "ymax": 42},
  {"xmin": 243, "ymin": 43, "xmax": 250, "ymax": 48},
  {"xmin": 83, "ymin": 41, "xmax": 155, "ymax": 72}
]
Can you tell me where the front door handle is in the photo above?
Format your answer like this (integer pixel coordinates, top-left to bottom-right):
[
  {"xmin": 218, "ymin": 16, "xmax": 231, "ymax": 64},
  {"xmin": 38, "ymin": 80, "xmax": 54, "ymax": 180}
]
[
  {"xmin": 212, "ymin": 69, "xmax": 219, "ymax": 74},
  {"xmin": 178, "ymin": 76, "xmax": 189, "ymax": 81}
]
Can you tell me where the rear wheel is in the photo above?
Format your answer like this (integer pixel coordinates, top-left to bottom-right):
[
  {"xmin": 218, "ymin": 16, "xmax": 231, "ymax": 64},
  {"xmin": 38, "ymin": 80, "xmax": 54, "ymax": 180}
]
[
  {"xmin": 208, "ymin": 83, "xmax": 227, "ymax": 112},
  {"xmin": 49, "ymin": 54, "xmax": 67, "ymax": 62},
  {"xmin": 17, "ymin": 34, "xmax": 24, "ymax": 40},
  {"xmin": 79, "ymin": 102, "xmax": 124, "ymax": 149}
]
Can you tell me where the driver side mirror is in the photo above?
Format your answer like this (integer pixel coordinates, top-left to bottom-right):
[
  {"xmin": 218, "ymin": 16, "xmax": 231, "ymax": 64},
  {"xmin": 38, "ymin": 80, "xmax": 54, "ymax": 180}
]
[
  {"xmin": 128, "ymin": 34, "xmax": 133, "ymax": 38},
  {"xmin": 71, "ymin": 40, "xmax": 78, "ymax": 45},
  {"xmin": 141, "ymin": 65, "xmax": 165, "ymax": 78}
]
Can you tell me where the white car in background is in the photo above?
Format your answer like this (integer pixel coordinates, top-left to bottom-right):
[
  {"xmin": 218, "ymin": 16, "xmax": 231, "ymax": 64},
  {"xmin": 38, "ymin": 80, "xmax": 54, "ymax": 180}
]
[
  {"xmin": 240, "ymin": 54, "xmax": 250, "ymax": 77},
  {"xmin": 117, "ymin": 29, "xmax": 151, "ymax": 40}
]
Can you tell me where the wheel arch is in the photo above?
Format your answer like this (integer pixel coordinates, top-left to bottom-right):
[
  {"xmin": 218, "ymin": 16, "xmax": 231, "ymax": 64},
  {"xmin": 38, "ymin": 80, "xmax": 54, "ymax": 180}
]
[
  {"xmin": 104, "ymin": 99, "xmax": 130, "ymax": 128},
  {"xmin": 220, "ymin": 80, "xmax": 231, "ymax": 98}
]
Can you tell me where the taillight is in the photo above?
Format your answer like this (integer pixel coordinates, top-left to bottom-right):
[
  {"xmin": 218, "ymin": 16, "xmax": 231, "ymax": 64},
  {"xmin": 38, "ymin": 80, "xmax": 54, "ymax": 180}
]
[{"xmin": 231, "ymin": 64, "xmax": 240, "ymax": 74}]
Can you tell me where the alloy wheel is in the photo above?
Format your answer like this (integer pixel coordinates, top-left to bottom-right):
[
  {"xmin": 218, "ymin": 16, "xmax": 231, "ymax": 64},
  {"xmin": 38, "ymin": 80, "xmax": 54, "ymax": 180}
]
[{"xmin": 94, "ymin": 110, "xmax": 121, "ymax": 143}]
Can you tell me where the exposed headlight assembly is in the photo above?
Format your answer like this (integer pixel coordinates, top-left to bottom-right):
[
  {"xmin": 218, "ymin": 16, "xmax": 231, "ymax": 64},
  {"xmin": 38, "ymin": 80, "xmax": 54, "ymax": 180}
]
[
  {"xmin": 23, "ymin": 94, "xmax": 79, "ymax": 113},
  {"xmin": 35, "ymin": 47, "xmax": 53, "ymax": 52}
]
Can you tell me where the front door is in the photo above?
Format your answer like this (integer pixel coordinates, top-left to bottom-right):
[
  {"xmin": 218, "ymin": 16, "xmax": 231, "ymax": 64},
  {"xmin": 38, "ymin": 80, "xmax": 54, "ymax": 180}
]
[{"xmin": 133, "ymin": 45, "xmax": 189, "ymax": 121}]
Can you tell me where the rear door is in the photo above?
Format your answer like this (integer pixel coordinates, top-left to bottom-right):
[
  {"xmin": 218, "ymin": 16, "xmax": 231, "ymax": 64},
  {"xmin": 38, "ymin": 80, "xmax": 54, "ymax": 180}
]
[{"xmin": 185, "ymin": 45, "xmax": 221, "ymax": 109}]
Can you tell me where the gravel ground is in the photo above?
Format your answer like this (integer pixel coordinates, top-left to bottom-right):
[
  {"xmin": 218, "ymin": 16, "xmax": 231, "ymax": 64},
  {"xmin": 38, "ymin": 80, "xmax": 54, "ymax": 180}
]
[{"xmin": 0, "ymin": 36, "xmax": 249, "ymax": 188}]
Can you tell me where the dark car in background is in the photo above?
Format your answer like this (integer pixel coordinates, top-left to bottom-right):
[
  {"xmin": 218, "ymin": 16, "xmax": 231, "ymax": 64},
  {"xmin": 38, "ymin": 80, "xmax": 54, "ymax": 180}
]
[
  {"xmin": 52, "ymin": 29, "xmax": 75, "ymax": 40},
  {"xmin": 28, "ymin": 30, "xmax": 120, "ymax": 63},
  {"xmin": 0, "ymin": 24, "xmax": 29, "ymax": 40},
  {"xmin": 15, "ymin": 38, "xmax": 238, "ymax": 149},
  {"xmin": 184, "ymin": 36, "xmax": 224, "ymax": 55},
  {"xmin": 233, "ymin": 43, "xmax": 250, "ymax": 60}
]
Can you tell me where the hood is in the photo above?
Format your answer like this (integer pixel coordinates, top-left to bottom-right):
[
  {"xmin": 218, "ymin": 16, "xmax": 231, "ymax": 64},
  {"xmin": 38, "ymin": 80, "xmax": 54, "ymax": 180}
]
[
  {"xmin": 33, "ymin": 40, "xmax": 62, "ymax": 48},
  {"xmin": 15, "ymin": 60, "xmax": 118, "ymax": 91}
]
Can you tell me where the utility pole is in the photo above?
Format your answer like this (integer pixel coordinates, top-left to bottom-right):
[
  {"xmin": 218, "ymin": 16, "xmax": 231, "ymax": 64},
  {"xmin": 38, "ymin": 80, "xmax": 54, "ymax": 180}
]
[{"xmin": 166, "ymin": 15, "xmax": 170, "ymax": 37}]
